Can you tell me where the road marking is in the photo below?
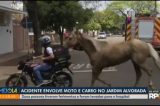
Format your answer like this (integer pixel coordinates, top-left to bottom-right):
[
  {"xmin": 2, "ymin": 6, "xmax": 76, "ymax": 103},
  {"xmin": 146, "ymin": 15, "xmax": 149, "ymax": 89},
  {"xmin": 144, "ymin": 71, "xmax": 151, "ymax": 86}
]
[
  {"xmin": 73, "ymin": 69, "xmax": 117, "ymax": 73},
  {"xmin": 70, "ymin": 63, "xmax": 117, "ymax": 71},
  {"xmin": 86, "ymin": 63, "xmax": 92, "ymax": 69},
  {"xmin": 72, "ymin": 63, "xmax": 85, "ymax": 70}
]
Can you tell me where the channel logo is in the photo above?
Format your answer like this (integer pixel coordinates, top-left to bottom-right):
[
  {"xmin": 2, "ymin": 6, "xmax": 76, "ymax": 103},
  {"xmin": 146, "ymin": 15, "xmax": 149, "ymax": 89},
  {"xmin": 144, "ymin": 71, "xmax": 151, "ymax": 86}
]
[{"xmin": 149, "ymin": 91, "xmax": 160, "ymax": 99}]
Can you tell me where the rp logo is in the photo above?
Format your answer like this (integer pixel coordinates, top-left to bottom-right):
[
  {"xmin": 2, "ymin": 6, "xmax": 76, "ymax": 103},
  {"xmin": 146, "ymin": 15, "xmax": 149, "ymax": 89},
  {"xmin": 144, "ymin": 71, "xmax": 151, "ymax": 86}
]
[{"xmin": 149, "ymin": 93, "xmax": 160, "ymax": 99}]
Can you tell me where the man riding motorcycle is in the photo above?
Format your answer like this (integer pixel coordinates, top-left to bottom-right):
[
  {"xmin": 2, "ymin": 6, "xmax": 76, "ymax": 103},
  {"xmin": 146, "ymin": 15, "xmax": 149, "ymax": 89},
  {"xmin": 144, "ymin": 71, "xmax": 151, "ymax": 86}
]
[{"xmin": 33, "ymin": 35, "xmax": 55, "ymax": 86}]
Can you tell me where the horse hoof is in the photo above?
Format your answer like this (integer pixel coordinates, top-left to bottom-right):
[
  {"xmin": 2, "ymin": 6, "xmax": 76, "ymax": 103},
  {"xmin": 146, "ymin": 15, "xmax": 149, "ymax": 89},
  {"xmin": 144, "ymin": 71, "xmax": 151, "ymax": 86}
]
[
  {"xmin": 108, "ymin": 84, "xmax": 111, "ymax": 87},
  {"xmin": 148, "ymin": 84, "xmax": 155, "ymax": 90}
]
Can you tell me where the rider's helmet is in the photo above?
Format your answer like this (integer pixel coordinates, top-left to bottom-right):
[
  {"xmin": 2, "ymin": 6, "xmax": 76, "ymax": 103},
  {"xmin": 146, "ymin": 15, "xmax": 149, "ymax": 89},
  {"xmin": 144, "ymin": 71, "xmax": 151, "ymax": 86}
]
[{"xmin": 39, "ymin": 35, "xmax": 51, "ymax": 47}]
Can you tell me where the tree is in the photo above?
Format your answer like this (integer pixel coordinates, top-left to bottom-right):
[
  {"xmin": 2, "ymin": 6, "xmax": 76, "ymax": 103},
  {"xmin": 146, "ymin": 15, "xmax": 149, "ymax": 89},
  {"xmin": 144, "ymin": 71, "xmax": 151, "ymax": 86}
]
[
  {"xmin": 23, "ymin": 1, "xmax": 93, "ymax": 54},
  {"xmin": 23, "ymin": 1, "xmax": 42, "ymax": 55},
  {"xmin": 128, "ymin": 1, "xmax": 155, "ymax": 15},
  {"xmin": 85, "ymin": 19, "xmax": 101, "ymax": 31},
  {"xmin": 100, "ymin": 10, "xmax": 123, "ymax": 32},
  {"xmin": 37, "ymin": 1, "xmax": 93, "ymax": 45},
  {"xmin": 106, "ymin": 1, "xmax": 158, "ymax": 35},
  {"xmin": 84, "ymin": 9, "xmax": 123, "ymax": 33},
  {"xmin": 107, "ymin": 1, "xmax": 157, "ymax": 16}
]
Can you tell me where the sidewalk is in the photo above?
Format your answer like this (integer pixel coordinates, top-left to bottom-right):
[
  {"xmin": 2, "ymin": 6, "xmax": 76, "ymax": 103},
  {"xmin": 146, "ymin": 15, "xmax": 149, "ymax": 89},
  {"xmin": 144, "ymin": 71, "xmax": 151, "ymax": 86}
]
[
  {"xmin": 0, "ymin": 50, "xmax": 30, "ymax": 66},
  {"xmin": 0, "ymin": 66, "xmax": 19, "ymax": 81},
  {"xmin": 0, "ymin": 50, "xmax": 29, "ymax": 81}
]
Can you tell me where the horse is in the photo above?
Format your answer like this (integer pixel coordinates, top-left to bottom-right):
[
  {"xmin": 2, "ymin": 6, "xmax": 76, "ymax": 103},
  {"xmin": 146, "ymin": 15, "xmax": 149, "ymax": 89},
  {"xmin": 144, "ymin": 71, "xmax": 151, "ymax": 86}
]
[{"xmin": 64, "ymin": 31, "xmax": 160, "ymax": 88}]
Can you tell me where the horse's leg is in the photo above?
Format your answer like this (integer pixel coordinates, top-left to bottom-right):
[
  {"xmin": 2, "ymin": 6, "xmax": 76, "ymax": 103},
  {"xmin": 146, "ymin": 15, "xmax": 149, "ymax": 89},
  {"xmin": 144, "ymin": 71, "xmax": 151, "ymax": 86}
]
[
  {"xmin": 138, "ymin": 63, "xmax": 154, "ymax": 89},
  {"xmin": 132, "ymin": 52, "xmax": 154, "ymax": 89},
  {"xmin": 90, "ymin": 67, "xmax": 100, "ymax": 87},
  {"xmin": 90, "ymin": 68, "xmax": 97, "ymax": 87},
  {"xmin": 90, "ymin": 67, "xmax": 111, "ymax": 87},
  {"xmin": 97, "ymin": 77, "xmax": 111, "ymax": 87},
  {"xmin": 132, "ymin": 60, "xmax": 142, "ymax": 87}
]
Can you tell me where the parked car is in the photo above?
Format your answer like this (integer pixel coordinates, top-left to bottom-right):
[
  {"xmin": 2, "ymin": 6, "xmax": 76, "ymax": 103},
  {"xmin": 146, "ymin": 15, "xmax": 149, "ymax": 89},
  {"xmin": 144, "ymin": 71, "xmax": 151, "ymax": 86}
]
[
  {"xmin": 97, "ymin": 32, "xmax": 112, "ymax": 39},
  {"xmin": 97, "ymin": 32, "xmax": 107, "ymax": 39}
]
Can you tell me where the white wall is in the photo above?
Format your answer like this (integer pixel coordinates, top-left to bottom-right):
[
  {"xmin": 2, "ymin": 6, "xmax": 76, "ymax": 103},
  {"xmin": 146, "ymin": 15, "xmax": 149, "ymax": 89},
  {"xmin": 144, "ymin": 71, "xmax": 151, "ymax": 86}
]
[
  {"xmin": 0, "ymin": 13, "xmax": 13, "ymax": 54},
  {"xmin": 0, "ymin": 1, "xmax": 13, "ymax": 8},
  {"xmin": 0, "ymin": 1, "xmax": 23, "ymax": 11},
  {"xmin": 0, "ymin": 1, "xmax": 24, "ymax": 54}
]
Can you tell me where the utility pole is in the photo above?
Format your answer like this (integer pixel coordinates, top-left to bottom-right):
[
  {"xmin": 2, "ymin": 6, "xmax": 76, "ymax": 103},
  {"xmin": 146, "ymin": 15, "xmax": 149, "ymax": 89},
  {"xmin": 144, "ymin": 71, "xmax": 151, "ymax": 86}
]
[
  {"xmin": 119, "ymin": 10, "xmax": 127, "ymax": 38},
  {"xmin": 155, "ymin": 0, "xmax": 157, "ymax": 16}
]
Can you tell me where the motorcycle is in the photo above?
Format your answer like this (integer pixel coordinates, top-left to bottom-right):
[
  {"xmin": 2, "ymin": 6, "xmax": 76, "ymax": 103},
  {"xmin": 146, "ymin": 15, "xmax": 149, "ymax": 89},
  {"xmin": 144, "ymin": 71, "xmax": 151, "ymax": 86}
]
[{"xmin": 5, "ymin": 45, "xmax": 73, "ymax": 87}]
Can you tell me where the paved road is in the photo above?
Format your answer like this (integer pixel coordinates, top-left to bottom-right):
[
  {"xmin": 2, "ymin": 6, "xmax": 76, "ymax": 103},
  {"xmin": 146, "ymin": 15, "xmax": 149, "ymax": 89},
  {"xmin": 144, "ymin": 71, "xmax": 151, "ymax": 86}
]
[
  {"xmin": 0, "ymin": 49, "xmax": 160, "ymax": 105},
  {"xmin": 0, "ymin": 49, "xmax": 160, "ymax": 88},
  {"xmin": 95, "ymin": 36, "xmax": 125, "ymax": 43}
]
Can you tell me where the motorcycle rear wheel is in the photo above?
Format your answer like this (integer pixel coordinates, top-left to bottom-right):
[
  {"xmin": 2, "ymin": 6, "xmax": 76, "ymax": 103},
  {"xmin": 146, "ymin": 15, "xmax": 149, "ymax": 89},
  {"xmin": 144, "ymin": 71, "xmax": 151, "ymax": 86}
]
[{"xmin": 52, "ymin": 71, "xmax": 72, "ymax": 87}]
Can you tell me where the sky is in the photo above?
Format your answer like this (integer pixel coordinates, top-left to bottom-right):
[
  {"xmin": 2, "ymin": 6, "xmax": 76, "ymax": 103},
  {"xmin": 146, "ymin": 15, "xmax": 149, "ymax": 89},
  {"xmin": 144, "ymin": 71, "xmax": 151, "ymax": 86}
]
[
  {"xmin": 98, "ymin": 1, "xmax": 160, "ymax": 12},
  {"xmin": 80, "ymin": 1, "xmax": 160, "ymax": 12},
  {"xmin": 79, "ymin": 1, "xmax": 110, "ymax": 11},
  {"xmin": 95, "ymin": 1, "xmax": 110, "ymax": 11}
]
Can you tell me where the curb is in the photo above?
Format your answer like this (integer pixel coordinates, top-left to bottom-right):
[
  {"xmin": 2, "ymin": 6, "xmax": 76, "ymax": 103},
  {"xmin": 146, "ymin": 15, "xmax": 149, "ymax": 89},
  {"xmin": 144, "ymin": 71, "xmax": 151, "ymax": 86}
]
[{"xmin": 0, "ymin": 54, "xmax": 28, "ymax": 66}]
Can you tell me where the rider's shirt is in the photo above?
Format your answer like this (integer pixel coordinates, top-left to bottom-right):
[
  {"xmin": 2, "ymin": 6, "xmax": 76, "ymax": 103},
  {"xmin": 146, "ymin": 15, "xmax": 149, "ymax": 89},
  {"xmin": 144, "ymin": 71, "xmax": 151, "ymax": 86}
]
[{"xmin": 43, "ymin": 46, "xmax": 54, "ymax": 65}]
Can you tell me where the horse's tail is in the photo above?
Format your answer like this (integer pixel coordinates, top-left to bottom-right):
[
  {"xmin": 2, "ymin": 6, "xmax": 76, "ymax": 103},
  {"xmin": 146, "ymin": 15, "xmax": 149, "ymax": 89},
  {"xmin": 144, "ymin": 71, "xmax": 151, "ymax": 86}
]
[{"xmin": 148, "ymin": 43, "xmax": 160, "ymax": 71}]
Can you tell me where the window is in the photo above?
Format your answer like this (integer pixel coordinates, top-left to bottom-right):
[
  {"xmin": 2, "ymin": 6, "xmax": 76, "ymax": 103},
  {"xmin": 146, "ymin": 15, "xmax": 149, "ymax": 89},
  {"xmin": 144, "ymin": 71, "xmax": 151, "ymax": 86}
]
[
  {"xmin": 139, "ymin": 20, "xmax": 154, "ymax": 38},
  {"xmin": 0, "ymin": 11, "xmax": 10, "ymax": 26},
  {"xmin": 0, "ymin": 11, "xmax": 5, "ymax": 26}
]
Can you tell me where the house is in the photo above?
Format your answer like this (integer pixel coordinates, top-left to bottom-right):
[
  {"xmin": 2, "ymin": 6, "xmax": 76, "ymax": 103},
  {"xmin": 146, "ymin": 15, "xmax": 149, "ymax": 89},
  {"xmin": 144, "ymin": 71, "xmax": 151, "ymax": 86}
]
[{"xmin": 0, "ymin": 1, "xmax": 29, "ymax": 55}]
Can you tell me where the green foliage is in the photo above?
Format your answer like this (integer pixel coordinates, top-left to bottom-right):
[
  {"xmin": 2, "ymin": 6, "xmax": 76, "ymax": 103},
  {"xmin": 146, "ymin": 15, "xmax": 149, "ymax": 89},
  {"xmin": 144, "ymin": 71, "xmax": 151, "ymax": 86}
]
[
  {"xmin": 85, "ymin": 9, "xmax": 123, "ymax": 32},
  {"xmin": 36, "ymin": 1, "xmax": 93, "ymax": 32},
  {"xmin": 107, "ymin": 1, "xmax": 128, "ymax": 12},
  {"xmin": 107, "ymin": 1, "xmax": 156, "ymax": 15},
  {"xmin": 85, "ymin": 19, "xmax": 101, "ymax": 30},
  {"xmin": 128, "ymin": 1, "xmax": 155, "ymax": 14},
  {"xmin": 24, "ymin": 1, "xmax": 93, "ymax": 46},
  {"xmin": 25, "ymin": 1, "xmax": 157, "ymax": 36},
  {"xmin": 92, "ymin": 1, "xmax": 157, "ymax": 32}
]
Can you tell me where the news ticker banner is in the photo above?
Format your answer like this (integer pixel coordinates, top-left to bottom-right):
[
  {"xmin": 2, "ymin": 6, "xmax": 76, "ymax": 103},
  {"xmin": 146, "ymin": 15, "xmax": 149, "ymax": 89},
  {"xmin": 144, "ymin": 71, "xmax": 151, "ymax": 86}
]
[{"xmin": 0, "ymin": 87, "xmax": 159, "ymax": 99}]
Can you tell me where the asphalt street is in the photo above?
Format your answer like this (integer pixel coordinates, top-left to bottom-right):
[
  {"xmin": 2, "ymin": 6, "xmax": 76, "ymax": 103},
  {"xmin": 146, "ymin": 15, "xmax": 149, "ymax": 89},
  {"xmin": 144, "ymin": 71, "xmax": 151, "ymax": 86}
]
[
  {"xmin": 0, "ymin": 48, "xmax": 160, "ymax": 105},
  {"xmin": 1, "ymin": 50, "xmax": 160, "ymax": 88}
]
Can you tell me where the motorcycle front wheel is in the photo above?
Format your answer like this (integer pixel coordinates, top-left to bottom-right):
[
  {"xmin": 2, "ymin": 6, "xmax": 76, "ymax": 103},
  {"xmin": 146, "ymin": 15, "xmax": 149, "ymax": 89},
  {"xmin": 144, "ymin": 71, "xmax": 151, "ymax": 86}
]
[
  {"xmin": 52, "ymin": 71, "xmax": 72, "ymax": 87},
  {"xmin": 5, "ymin": 74, "xmax": 28, "ymax": 87}
]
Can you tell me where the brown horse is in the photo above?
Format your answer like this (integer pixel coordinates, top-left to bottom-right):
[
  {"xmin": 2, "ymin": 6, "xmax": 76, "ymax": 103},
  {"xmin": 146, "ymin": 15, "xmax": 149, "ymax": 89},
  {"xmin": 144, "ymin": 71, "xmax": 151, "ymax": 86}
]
[{"xmin": 64, "ymin": 31, "xmax": 160, "ymax": 88}]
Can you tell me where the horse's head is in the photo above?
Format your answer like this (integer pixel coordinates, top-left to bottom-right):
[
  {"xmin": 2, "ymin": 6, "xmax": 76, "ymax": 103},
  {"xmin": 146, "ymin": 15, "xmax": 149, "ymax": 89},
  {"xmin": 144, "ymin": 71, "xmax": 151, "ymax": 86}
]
[{"xmin": 64, "ymin": 31, "xmax": 84, "ymax": 51}]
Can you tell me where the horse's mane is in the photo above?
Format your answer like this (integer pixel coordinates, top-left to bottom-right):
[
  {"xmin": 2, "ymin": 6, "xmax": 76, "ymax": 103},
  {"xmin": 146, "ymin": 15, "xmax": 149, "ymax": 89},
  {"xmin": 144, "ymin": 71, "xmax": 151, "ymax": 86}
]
[
  {"xmin": 80, "ymin": 34, "xmax": 97, "ymax": 52},
  {"xmin": 81, "ymin": 33, "xmax": 108, "ymax": 51}
]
